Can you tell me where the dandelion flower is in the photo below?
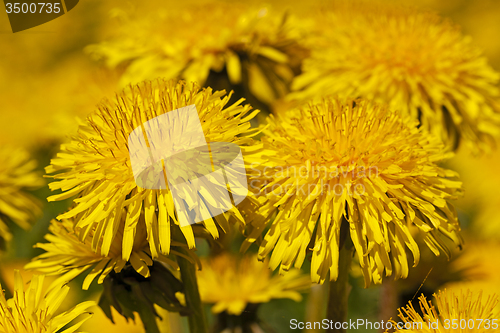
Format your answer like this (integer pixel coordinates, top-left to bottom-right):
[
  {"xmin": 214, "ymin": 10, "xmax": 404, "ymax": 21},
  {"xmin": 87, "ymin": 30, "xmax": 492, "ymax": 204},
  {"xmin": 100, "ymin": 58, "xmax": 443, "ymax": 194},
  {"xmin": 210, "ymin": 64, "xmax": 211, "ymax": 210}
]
[
  {"xmin": 87, "ymin": 1, "xmax": 308, "ymax": 104},
  {"xmin": 26, "ymin": 217, "xmax": 185, "ymax": 290},
  {"xmin": 393, "ymin": 289, "xmax": 499, "ymax": 332},
  {"xmin": 292, "ymin": 4, "xmax": 500, "ymax": 151},
  {"xmin": 46, "ymin": 79, "xmax": 258, "ymax": 262},
  {"xmin": 26, "ymin": 217, "xmax": 191, "ymax": 322},
  {"xmin": 197, "ymin": 253, "xmax": 310, "ymax": 316},
  {"xmin": 197, "ymin": 253, "xmax": 310, "ymax": 333},
  {"xmin": 243, "ymin": 97, "xmax": 462, "ymax": 286},
  {"xmin": 0, "ymin": 147, "xmax": 43, "ymax": 250},
  {"xmin": 0, "ymin": 270, "xmax": 94, "ymax": 333}
]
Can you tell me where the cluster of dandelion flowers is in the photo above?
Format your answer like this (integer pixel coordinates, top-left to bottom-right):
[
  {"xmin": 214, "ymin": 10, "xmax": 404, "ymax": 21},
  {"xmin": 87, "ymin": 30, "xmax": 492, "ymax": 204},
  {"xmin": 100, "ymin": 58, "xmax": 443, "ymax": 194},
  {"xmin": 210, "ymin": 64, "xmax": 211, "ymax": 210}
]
[
  {"xmin": 242, "ymin": 97, "xmax": 463, "ymax": 286},
  {"xmin": 0, "ymin": 270, "xmax": 94, "ymax": 332},
  {"xmin": 197, "ymin": 253, "xmax": 311, "ymax": 316},
  {"xmin": 46, "ymin": 79, "xmax": 259, "ymax": 263},
  {"xmin": 86, "ymin": 1, "xmax": 308, "ymax": 104},
  {"xmin": 0, "ymin": 147, "xmax": 43, "ymax": 250},
  {"xmin": 292, "ymin": 4, "xmax": 500, "ymax": 152},
  {"xmin": 392, "ymin": 289, "xmax": 499, "ymax": 332}
]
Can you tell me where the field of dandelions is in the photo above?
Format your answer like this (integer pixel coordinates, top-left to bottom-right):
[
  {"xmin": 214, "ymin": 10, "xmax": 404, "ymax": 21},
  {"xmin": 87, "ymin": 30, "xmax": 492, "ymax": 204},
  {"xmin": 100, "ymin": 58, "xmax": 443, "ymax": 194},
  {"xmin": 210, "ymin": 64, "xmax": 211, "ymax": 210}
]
[{"xmin": 0, "ymin": 0, "xmax": 500, "ymax": 332}]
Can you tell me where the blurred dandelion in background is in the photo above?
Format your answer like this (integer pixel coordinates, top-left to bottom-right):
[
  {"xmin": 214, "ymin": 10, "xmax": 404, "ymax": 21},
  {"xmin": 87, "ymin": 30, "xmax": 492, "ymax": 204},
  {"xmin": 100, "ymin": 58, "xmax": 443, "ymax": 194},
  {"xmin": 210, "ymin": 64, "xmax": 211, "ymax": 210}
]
[
  {"xmin": 0, "ymin": 147, "xmax": 43, "ymax": 251},
  {"xmin": 197, "ymin": 253, "xmax": 310, "ymax": 333},
  {"xmin": 87, "ymin": 1, "xmax": 309, "ymax": 106},
  {"xmin": 292, "ymin": 2, "xmax": 500, "ymax": 152},
  {"xmin": 443, "ymin": 240, "xmax": 500, "ymax": 313}
]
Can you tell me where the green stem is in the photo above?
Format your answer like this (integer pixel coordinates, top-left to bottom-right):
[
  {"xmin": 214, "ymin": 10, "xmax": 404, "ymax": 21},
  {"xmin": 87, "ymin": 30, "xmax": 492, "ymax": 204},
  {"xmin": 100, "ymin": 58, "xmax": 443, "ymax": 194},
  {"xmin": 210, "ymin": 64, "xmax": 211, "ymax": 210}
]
[
  {"xmin": 378, "ymin": 279, "xmax": 398, "ymax": 333},
  {"xmin": 137, "ymin": 306, "xmax": 162, "ymax": 333},
  {"xmin": 127, "ymin": 280, "xmax": 162, "ymax": 333},
  {"xmin": 304, "ymin": 283, "xmax": 329, "ymax": 333},
  {"xmin": 177, "ymin": 247, "xmax": 209, "ymax": 333},
  {"xmin": 326, "ymin": 241, "xmax": 353, "ymax": 333}
]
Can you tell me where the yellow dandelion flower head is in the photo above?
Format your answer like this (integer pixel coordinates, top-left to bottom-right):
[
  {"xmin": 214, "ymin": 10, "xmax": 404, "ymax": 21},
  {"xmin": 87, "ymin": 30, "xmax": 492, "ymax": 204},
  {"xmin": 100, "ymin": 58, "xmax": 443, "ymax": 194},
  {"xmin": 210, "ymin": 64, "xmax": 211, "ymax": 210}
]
[
  {"xmin": 87, "ymin": 1, "xmax": 308, "ymax": 104},
  {"xmin": 393, "ymin": 289, "xmax": 499, "ymax": 332},
  {"xmin": 292, "ymin": 3, "xmax": 500, "ymax": 152},
  {"xmin": 0, "ymin": 147, "xmax": 43, "ymax": 249},
  {"xmin": 46, "ymin": 79, "xmax": 259, "ymax": 262},
  {"xmin": 197, "ymin": 253, "xmax": 310, "ymax": 315},
  {"xmin": 25, "ymin": 216, "xmax": 187, "ymax": 291},
  {"xmin": 243, "ymin": 97, "xmax": 462, "ymax": 286},
  {"xmin": 0, "ymin": 270, "xmax": 95, "ymax": 333}
]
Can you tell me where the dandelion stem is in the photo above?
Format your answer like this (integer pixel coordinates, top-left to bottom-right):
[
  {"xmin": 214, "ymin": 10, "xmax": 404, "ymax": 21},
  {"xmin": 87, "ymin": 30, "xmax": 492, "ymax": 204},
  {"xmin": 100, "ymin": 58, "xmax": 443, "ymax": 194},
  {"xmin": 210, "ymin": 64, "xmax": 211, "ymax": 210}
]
[
  {"xmin": 378, "ymin": 279, "xmax": 398, "ymax": 333},
  {"xmin": 305, "ymin": 283, "xmax": 329, "ymax": 333},
  {"xmin": 177, "ymin": 247, "xmax": 208, "ymax": 333},
  {"xmin": 326, "ymin": 228, "xmax": 353, "ymax": 333},
  {"xmin": 137, "ymin": 305, "xmax": 162, "ymax": 333}
]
